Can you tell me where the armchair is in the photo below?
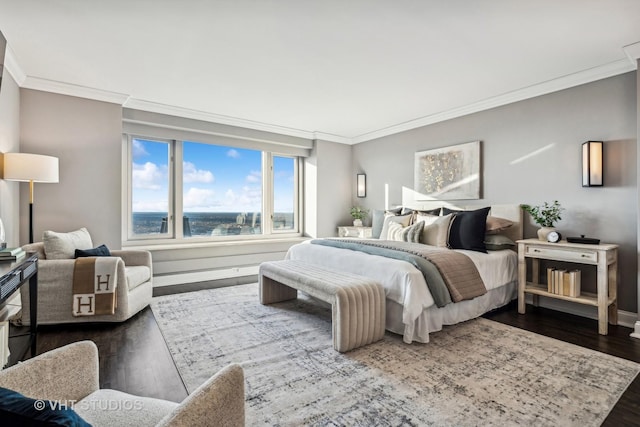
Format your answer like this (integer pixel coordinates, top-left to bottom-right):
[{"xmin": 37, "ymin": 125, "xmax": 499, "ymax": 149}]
[
  {"xmin": 18, "ymin": 242, "xmax": 153, "ymax": 325},
  {"xmin": 0, "ymin": 341, "xmax": 245, "ymax": 427}
]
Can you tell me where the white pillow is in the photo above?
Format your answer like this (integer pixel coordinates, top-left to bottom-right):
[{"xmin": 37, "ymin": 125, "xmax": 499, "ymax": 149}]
[
  {"xmin": 379, "ymin": 214, "xmax": 412, "ymax": 240},
  {"xmin": 43, "ymin": 227, "xmax": 93, "ymax": 259},
  {"xmin": 418, "ymin": 214, "xmax": 453, "ymax": 247},
  {"xmin": 414, "ymin": 213, "xmax": 440, "ymax": 226}
]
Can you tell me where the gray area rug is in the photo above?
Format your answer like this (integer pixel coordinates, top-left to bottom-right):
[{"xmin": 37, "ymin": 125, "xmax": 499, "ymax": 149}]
[{"xmin": 151, "ymin": 283, "xmax": 639, "ymax": 426}]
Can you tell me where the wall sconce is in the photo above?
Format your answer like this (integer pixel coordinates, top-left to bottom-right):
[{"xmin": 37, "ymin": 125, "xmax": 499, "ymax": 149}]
[
  {"xmin": 582, "ymin": 141, "xmax": 603, "ymax": 187},
  {"xmin": 357, "ymin": 173, "xmax": 366, "ymax": 198}
]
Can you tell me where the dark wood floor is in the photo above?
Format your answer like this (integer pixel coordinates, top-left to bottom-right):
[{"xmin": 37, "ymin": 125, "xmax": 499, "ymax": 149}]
[
  {"xmin": 9, "ymin": 301, "xmax": 640, "ymax": 425},
  {"xmin": 9, "ymin": 308, "xmax": 188, "ymax": 403}
]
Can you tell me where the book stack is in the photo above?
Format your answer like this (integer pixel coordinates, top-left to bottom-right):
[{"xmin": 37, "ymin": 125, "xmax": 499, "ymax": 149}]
[
  {"xmin": 0, "ymin": 247, "xmax": 26, "ymax": 262},
  {"xmin": 547, "ymin": 268, "xmax": 581, "ymax": 297}
]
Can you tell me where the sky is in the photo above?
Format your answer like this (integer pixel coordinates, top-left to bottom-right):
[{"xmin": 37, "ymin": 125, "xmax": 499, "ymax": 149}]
[{"xmin": 132, "ymin": 139, "xmax": 294, "ymax": 213}]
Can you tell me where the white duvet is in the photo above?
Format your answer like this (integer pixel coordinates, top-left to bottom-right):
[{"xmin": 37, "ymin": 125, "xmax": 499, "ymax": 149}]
[{"xmin": 286, "ymin": 240, "xmax": 518, "ymax": 341}]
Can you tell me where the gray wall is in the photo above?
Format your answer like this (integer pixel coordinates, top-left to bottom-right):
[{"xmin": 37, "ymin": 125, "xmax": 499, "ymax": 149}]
[
  {"xmin": 18, "ymin": 89, "xmax": 344, "ymax": 288},
  {"xmin": 0, "ymin": 70, "xmax": 20, "ymax": 246},
  {"xmin": 353, "ymin": 72, "xmax": 638, "ymax": 312},
  {"xmin": 20, "ymin": 89, "xmax": 123, "ymax": 248},
  {"xmin": 306, "ymin": 139, "xmax": 353, "ymax": 237}
]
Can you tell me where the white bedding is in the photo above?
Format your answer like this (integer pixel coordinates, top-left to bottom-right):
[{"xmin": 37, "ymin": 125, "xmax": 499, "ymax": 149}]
[{"xmin": 285, "ymin": 240, "xmax": 518, "ymax": 343}]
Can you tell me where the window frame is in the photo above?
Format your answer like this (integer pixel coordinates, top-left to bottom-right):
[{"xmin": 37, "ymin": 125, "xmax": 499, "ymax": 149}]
[
  {"xmin": 123, "ymin": 135, "xmax": 302, "ymax": 245},
  {"xmin": 270, "ymin": 153, "xmax": 300, "ymax": 235},
  {"xmin": 126, "ymin": 135, "xmax": 175, "ymax": 241}
]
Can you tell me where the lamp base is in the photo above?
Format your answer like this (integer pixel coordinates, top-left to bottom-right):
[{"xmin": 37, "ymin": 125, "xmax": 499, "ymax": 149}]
[{"xmin": 29, "ymin": 201, "xmax": 34, "ymax": 244}]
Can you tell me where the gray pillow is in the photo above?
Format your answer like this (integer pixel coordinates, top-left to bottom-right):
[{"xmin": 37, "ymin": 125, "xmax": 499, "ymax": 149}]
[
  {"xmin": 371, "ymin": 209, "xmax": 386, "ymax": 239},
  {"xmin": 484, "ymin": 234, "xmax": 516, "ymax": 251},
  {"xmin": 43, "ymin": 228, "xmax": 93, "ymax": 259}
]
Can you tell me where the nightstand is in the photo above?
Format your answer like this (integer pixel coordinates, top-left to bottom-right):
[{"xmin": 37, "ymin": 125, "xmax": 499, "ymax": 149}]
[
  {"xmin": 517, "ymin": 238, "xmax": 618, "ymax": 335},
  {"xmin": 337, "ymin": 226, "xmax": 372, "ymax": 238}
]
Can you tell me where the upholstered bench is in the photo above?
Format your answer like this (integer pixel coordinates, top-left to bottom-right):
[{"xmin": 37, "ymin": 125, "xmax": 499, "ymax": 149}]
[{"xmin": 259, "ymin": 260, "xmax": 386, "ymax": 352}]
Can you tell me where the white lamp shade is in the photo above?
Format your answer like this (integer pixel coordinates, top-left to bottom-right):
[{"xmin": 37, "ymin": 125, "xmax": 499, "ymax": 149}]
[{"xmin": 3, "ymin": 153, "xmax": 59, "ymax": 183}]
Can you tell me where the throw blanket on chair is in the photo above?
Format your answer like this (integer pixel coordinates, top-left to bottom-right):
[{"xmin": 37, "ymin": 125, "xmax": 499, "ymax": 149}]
[{"xmin": 72, "ymin": 257, "xmax": 119, "ymax": 316}]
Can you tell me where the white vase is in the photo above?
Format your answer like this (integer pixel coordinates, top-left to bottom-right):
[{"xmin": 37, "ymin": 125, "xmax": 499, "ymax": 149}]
[
  {"xmin": 353, "ymin": 219, "xmax": 363, "ymax": 227},
  {"xmin": 537, "ymin": 226, "xmax": 555, "ymax": 241}
]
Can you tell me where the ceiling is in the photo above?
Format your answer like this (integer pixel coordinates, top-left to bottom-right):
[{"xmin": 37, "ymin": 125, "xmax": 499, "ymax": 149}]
[{"xmin": 1, "ymin": 1, "xmax": 639, "ymax": 144}]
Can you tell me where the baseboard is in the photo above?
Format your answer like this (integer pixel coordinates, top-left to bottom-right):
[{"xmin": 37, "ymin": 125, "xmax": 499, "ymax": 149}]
[
  {"xmin": 525, "ymin": 294, "xmax": 637, "ymax": 328},
  {"xmin": 153, "ymin": 265, "xmax": 259, "ymax": 287},
  {"xmin": 153, "ymin": 275, "xmax": 258, "ymax": 297}
]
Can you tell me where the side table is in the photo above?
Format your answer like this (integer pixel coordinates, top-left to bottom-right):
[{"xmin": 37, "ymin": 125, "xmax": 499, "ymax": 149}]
[
  {"xmin": 0, "ymin": 253, "xmax": 38, "ymax": 361},
  {"xmin": 337, "ymin": 226, "xmax": 372, "ymax": 238},
  {"xmin": 517, "ymin": 238, "xmax": 617, "ymax": 335}
]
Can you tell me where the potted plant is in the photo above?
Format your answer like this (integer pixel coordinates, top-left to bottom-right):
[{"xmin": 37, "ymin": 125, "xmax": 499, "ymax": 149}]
[
  {"xmin": 350, "ymin": 206, "xmax": 369, "ymax": 227},
  {"xmin": 521, "ymin": 200, "xmax": 564, "ymax": 241}
]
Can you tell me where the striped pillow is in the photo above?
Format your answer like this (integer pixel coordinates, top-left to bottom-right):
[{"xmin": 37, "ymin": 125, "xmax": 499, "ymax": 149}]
[{"xmin": 387, "ymin": 221, "xmax": 424, "ymax": 243}]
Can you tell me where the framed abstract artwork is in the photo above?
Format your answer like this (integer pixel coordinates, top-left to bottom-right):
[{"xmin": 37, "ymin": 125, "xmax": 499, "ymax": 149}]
[{"xmin": 414, "ymin": 140, "xmax": 481, "ymax": 200}]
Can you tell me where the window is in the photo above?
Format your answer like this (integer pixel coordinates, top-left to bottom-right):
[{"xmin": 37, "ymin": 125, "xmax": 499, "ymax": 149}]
[
  {"xmin": 130, "ymin": 138, "xmax": 172, "ymax": 238},
  {"xmin": 272, "ymin": 156, "xmax": 296, "ymax": 232},
  {"xmin": 126, "ymin": 136, "xmax": 300, "ymax": 242},
  {"xmin": 182, "ymin": 141, "xmax": 262, "ymax": 237}
]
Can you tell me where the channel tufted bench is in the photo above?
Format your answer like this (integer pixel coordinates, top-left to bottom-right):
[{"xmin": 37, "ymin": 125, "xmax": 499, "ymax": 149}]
[{"xmin": 259, "ymin": 260, "xmax": 386, "ymax": 352}]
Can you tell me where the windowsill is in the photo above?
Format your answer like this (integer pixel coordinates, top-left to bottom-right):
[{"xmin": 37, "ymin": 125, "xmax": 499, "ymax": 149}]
[{"xmin": 122, "ymin": 235, "xmax": 309, "ymax": 251}]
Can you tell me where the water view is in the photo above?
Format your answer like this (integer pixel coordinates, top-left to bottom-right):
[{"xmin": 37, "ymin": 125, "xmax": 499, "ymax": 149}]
[{"xmin": 133, "ymin": 212, "xmax": 294, "ymax": 237}]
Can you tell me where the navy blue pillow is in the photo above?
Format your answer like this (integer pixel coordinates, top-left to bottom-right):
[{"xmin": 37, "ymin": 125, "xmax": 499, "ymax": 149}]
[
  {"xmin": 0, "ymin": 387, "xmax": 91, "ymax": 426},
  {"xmin": 446, "ymin": 207, "xmax": 491, "ymax": 253},
  {"xmin": 74, "ymin": 244, "xmax": 111, "ymax": 258}
]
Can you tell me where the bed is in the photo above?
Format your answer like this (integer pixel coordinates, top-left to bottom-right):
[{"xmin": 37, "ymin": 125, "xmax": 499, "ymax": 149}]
[{"xmin": 286, "ymin": 204, "xmax": 522, "ymax": 344}]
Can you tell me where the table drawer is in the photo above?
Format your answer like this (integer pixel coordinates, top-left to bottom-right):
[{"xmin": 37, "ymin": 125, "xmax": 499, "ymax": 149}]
[{"xmin": 525, "ymin": 245, "xmax": 598, "ymax": 263}]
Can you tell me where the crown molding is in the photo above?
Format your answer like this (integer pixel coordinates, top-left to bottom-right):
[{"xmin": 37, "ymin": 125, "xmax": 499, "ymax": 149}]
[
  {"xmin": 6, "ymin": 48, "xmax": 635, "ymax": 146},
  {"xmin": 123, "ymin": 98, "xmax": 328, "ymax": 142},
  {"xmin": 351, "ymin": 58, "xmax": 635, "ymax": 144},
  {"xmin": 4, "ymin": 46, "xmax": 26, "ymax": 85},
  {"xmin": 623, "ymin": 41, "xmax": 640, "ymax": 63},
  {"xmin": 20, "ymin": 76, "xmax": 130, "ymax": 104},
  {"xmin": 312, "ymin": 131, "xmax": 353, "ymax": 145}
]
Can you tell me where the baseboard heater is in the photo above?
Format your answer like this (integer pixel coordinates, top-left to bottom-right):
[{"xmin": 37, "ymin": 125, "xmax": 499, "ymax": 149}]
[{"xmin": 153, "ymin": 265, "xmax": 260, "ymax": 288}]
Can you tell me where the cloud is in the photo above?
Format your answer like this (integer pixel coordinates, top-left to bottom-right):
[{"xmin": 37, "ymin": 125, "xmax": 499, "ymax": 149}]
[
  {"xmin": 227, "ymin": 149, "xmax": 240, "ymax": 159},
  {"xmin": 222, "ymin": 185, "xmax": 262, "ymax": 211},
  {"xmin": 132, "ymin": 162, "xmax": 164, "ymax": 190},
  {"xmin": 246, "ymin": 170, "xmax": 261, "ymax": 183},
  {"xmin": 183, "ymin": 187, "xmax": 218, "ymax": 210},
  {"xmin": 132, "ymin": 140, "xmax": 149, "ymax": 158},
  {"xmin": 132, "ymin": 199, "xmax": 169, "ymax": 212},
  {"xmin": 183, "ymin": 161, "xmax": 214, "ymax": 183}
]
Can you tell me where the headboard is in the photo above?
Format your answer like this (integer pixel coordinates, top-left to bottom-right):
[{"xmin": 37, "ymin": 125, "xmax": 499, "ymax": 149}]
[{"xmin": 487, "ymin": 204, "xmax": 523, "ymax": 243}]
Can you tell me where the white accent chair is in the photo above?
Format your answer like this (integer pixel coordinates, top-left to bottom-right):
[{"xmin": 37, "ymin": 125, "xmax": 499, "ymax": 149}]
[
  {"xmin": 0, "ymin": 341, "xmax": 246, "ymax": 427},
  {"xmin": 18, "ymin": 241, "xmax": 153, "ymax": 325}
]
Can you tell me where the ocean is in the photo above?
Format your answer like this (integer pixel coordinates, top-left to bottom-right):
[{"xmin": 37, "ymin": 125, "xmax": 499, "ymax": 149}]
[{"xmin": 132, "ymin": 212, "xmax": 293, "ymax": 236}]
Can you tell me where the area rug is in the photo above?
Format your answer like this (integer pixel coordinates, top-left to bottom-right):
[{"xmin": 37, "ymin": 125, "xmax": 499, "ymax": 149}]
[{"xmin": 151, "ymin": 283, "xmax": 640, "ymax": 426}]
